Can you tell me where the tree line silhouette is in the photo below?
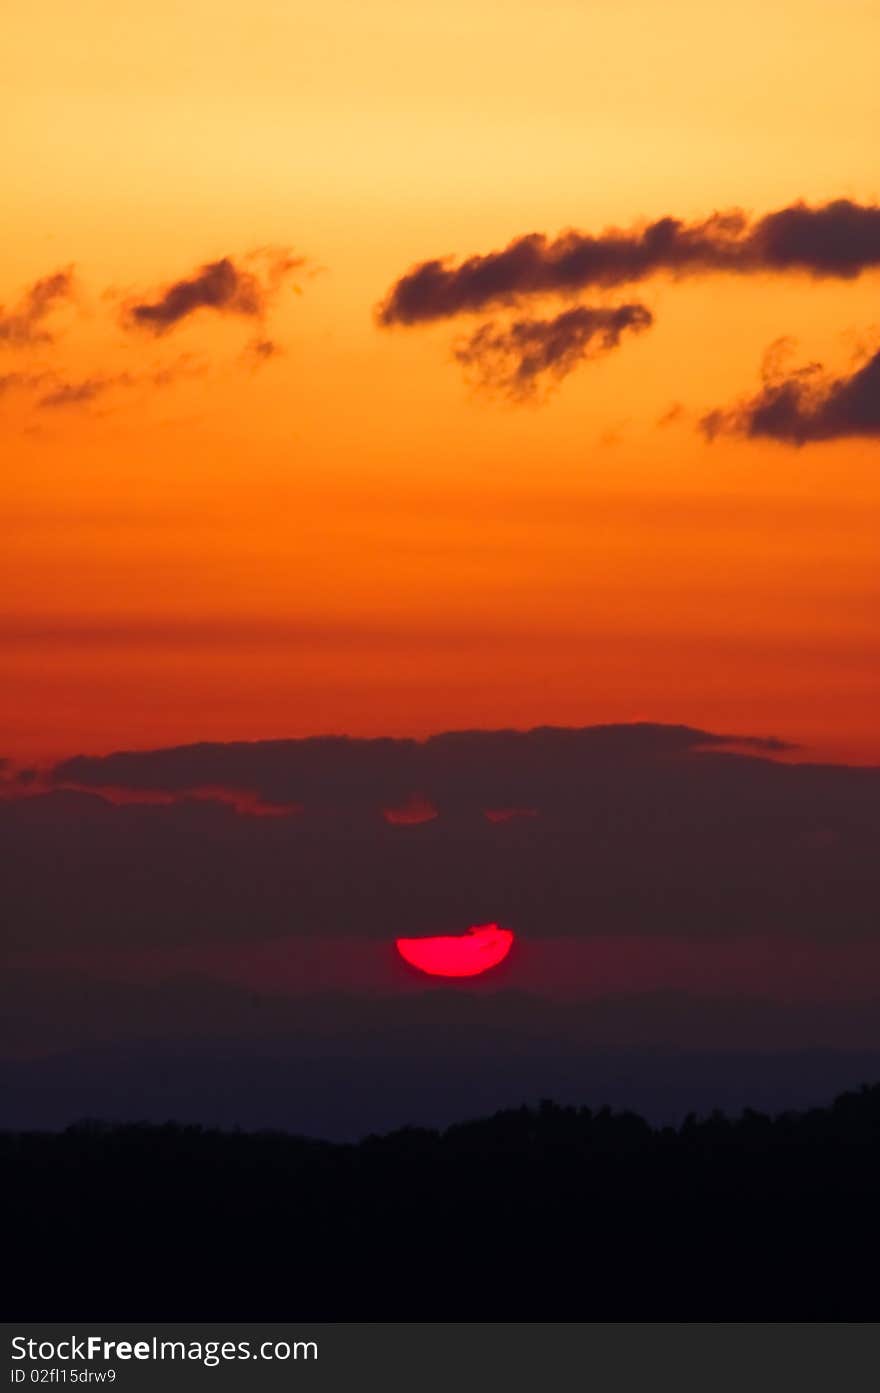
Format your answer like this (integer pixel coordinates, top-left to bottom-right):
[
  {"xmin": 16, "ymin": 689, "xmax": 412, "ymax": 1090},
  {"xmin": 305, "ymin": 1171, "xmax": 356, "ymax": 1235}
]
[{"xmin": 6, "ymin": 1083, "xmax": 879, "ymax": 1318}]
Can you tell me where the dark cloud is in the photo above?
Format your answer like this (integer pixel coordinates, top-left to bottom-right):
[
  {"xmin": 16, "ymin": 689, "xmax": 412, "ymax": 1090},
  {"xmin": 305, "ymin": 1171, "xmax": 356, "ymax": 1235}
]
[
  {"xmin": 50, "ymin": 724, "xmax": 790, "ymax": 808},
  {"xmin": 378, "ymin": 199, "xmax": 880, "ymax": 325},
  {"xmin": 702, "ymin": 342, "xmax": 880, "ymax": 445},
  {"xmin": 5, "ymin": 722, "xmax": 878, "ymax": 959},
  {"xmin": 0, "ymin": 268, "xmax": 75, "ymax": 348},
  {"xmin": 751, "ymin": 199, "xmax": 880, "ymax": 276},
  {"xmin": 127, "ymin": 258, "xmax": 261, "ymax": 333},
  {"xmin": 452, "ymin": 303, "xmax": 653, "ymax": 399},
  {"xmin": 5, "ymin": 722, "xmax": 880, "ymax": 1139},
  {"xmin": 126, "ymin": 248, "xmax": 304, "ymax": 335}
]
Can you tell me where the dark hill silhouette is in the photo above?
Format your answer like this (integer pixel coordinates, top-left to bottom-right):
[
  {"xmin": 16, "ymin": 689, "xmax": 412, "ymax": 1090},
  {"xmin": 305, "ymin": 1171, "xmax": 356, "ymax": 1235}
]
[{"xmin": 5, "ymin": 1083, "xmax": 879, "ymax": 1319}]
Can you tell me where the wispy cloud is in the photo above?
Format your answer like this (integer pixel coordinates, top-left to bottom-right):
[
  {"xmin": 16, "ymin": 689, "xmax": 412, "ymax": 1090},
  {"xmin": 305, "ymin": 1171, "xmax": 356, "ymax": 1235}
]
[
  {"xmin": 452, "ymin": 303, "xmax": 653, "ymax": 399},
  {"xmin": 0, "ymin": 370, "xmax": 50, "ymax": 398},
  {"xmin": 245, "ymin": 337, "xmax": 283, "ymax": 365},
  {"xmin": 37, "ymin": 375, "xmax": 133, "ymax": 410},
  {"xmin": 1, "ymin": 357, "xmax": 204, "ymax": 413},
  {"xmin": 0, "ymin": 268, "xmax": 76, "ymax": 348}
]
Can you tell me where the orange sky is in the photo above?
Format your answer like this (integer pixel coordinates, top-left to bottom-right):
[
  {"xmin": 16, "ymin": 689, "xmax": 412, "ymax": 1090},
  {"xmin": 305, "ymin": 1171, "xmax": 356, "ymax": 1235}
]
[{"xmin": 3, "ymin": 0, "xmax": 879, "ymax": 763}]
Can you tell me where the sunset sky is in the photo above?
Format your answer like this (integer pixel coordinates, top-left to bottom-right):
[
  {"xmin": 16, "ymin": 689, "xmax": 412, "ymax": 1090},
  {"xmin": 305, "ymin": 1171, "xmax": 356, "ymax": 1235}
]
[{"xmin": 3, "ymin": 0, "xmax": 880, "ymax": 765}]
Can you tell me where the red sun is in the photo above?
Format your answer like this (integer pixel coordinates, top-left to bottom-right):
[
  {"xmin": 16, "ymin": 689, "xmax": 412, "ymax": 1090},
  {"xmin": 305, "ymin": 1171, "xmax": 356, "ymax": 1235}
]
[{"xmin": 395, "ymin": 923, "xmax": 514, "ymax": 978}]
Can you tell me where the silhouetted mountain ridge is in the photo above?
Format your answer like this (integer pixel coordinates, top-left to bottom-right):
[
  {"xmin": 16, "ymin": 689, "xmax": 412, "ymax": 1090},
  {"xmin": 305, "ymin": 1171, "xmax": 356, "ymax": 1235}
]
[{"xmin": 6, "ymin": 1082, "xmax": 879, "ymax": 1318}]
